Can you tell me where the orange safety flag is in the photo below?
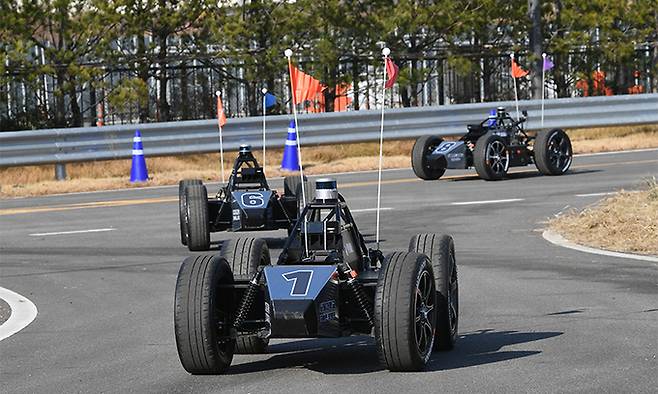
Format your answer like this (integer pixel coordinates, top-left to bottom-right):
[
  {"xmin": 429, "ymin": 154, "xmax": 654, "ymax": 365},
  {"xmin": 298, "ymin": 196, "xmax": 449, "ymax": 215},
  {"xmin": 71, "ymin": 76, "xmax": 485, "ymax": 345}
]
[
  {"xmin": 334, "ymin": 83, "xmax": 352, "ymax": 111},
  {"xmin": 511, "ymin": 59, "xmax": 528, "ymax": 78},
  {"xmin": 216, "ymin": 95, "xmax": 227, "ymax": 127},
  {"xmin": 385, "ymin": 58, "xmax": 399, "ymax": 88},
  {"xmin": 290, "ymin": 65, "xmax": 326, "ymax": 105}
]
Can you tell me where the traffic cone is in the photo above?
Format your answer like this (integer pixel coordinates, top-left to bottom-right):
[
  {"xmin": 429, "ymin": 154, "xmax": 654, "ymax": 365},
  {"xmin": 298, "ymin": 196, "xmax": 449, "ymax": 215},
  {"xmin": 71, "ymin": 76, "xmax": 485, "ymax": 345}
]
[
  {"xmin": 281, "ymin": 120, "xmax": 300, "ymax": 171},
  {"xmin": 130, "ymin": 130, "xmax": 149, "ymax": 182}
]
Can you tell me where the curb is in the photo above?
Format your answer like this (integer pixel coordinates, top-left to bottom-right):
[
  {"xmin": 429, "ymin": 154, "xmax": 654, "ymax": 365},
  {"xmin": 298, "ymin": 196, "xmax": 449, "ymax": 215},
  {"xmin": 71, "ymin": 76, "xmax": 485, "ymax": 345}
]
[{"xmin": 542, "ymin": 229, "xmax": 658, "ymax": 263}]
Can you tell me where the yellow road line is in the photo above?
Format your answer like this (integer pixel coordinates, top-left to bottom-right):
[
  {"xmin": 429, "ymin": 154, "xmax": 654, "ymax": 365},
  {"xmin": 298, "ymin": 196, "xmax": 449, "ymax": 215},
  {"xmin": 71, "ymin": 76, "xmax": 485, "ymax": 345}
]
[
  {"xmin": 1, "ymin": 158, "xmax": 656, "ymax": 217},
  {"xmin": 0, "ymin": 197, "xmax": 177, "ymax": 216}
]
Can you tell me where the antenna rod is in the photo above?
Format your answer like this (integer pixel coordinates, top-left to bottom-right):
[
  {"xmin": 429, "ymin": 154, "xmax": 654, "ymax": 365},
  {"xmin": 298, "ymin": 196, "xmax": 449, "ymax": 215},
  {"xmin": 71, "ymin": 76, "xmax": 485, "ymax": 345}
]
[
  {"xmin": 375, "ymin": 47, "xmax": 390, "ymax": 250},
  {"xmin": 262, "ymin": 87, "xmax": 267, "ymax": 168},
  {"xmin": 285, "ymin": 49, "xmax": 309, "ymax": 256},
  {"xmin": 216, "ymin": 91, "xmax": 225, "ymax": 184}
]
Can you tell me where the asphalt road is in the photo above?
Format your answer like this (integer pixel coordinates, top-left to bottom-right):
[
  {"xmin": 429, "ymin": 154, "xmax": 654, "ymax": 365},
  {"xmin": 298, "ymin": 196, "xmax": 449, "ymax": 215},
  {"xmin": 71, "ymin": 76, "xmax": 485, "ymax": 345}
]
[{"xmin": 1, "ymin": 149, "xmax": 657, "ymax": 393}]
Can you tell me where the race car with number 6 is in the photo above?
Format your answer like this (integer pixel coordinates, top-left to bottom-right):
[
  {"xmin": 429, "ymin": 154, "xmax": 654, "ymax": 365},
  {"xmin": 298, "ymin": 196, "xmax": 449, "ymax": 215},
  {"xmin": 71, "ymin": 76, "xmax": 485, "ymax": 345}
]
[
  {"xmin": 178, "ymin": 145, "xmax": 309, "ymax": 251},
  {"xmin": 174, "ymin": 178, "xmax": 459, "ymax": 372}
]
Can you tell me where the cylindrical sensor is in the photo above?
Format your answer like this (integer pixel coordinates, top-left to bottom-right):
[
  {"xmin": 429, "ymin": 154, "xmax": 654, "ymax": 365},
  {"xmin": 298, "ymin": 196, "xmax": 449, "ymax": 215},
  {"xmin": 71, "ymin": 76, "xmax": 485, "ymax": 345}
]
[{"xmin": 315, "ymin": 178, "xmax": 338, "ymax": 201}]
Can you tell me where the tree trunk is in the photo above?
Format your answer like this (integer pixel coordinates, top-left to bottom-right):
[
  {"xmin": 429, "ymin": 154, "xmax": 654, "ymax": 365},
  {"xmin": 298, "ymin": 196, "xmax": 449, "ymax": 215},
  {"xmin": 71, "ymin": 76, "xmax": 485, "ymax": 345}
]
[
  {"xmin": 67, "ymin": 78, "xmax": 82, "ymax": 127},
  {"xmin": 54, "ymin": 68, "xmax": 66, "ymax": 127},
  {"xmin": 137, "ymin": 34, "xmax": 150, "ymax": 123},
  {"xmin": 180, "ymin": 61, "xmax": 189, "ymax": 120},
  {"xmin": 157, "ymin": 32, "xmax": 169, "ymax": 122},
  {"xmin": 653, "ymin": 9, "xmax": 658, "ymax": 93},
  {"xmin": 352, "ymin": 56, "xmax": 360, "ymax": 110},
  {"xmin": 528, "ymin": 0, "xmax": 543, "ymax": 99},
  {"xmin": 553, "ymin": 0, "xmax": 568, "ymax": 97}
]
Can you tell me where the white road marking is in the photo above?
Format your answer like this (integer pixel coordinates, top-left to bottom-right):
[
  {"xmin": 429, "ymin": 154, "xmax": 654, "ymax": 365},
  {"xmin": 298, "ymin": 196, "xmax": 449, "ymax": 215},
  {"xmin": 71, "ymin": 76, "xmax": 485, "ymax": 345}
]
[
  {"xmin": 350, "ymin": 207, "xmax": 393, "ymax": 213},
  {"xmin": 542, "ymin": 230, "xmax": 658, "ymax": 264},
  {"xmin": 575, "ymin": 192, "xmax": 618, "ymax": 197},
  {"xmin": 29, "ymin": 228, "xmax": 116, "ymax": 236},
  {"xmin": 451, "ymin": 198, "xmax": 524, "ymax": 206},
  {"xmin": 0, "ymin": 287, "xmax": 38, "ymax": 341}
]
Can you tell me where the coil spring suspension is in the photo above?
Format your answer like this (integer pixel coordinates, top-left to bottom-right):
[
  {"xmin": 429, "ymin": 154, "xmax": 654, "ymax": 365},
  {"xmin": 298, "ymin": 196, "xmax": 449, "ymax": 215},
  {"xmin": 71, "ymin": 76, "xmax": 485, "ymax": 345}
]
[
  {"xmin": 232, "ymin": 270, "xmax": 262, "ymax": 330},
  {"xmin": 347, "ymin": 277, "xmax": 374, "ymax": 326}
]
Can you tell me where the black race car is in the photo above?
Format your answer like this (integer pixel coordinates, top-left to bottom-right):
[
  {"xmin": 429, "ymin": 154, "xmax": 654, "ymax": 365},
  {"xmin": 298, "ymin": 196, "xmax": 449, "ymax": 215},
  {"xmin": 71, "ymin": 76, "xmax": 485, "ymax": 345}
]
[
  {"xmin": 174, "ymin": 178, "xmax": 459, "ymax": 372},
  {"xmin": 178, "ymin": 145, "xmax": 307, "ymax": 251},
  {"xmin": 411, "ymin": 107, "xmax": 573, "ymax": 181}
]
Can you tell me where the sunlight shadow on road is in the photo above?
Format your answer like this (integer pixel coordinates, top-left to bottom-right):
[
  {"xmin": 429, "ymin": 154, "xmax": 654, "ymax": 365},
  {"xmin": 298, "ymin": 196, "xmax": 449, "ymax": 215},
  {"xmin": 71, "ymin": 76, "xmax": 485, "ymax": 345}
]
[{"xmin": 227, "ymin": 329, "xmax": 562, "ymax": 375}]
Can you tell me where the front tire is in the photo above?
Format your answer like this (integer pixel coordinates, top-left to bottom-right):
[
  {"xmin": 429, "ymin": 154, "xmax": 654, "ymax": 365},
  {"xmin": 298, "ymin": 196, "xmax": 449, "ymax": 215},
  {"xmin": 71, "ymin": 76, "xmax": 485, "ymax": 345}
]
[
  {"xmin": 474, "ymin": 132, "xmax": 509, "ymax": 181},
  {"xmin": 375, "ymin": 251, "xmax": 437, "ymax": 371},
  {"xmin": 411, "ymin": 135, "xmax": 446, "ymax": 180},
  {"xmin": 409, "ymin": 234, "xmax": 458, "ymax": 350},
  {"xmin": 186, "ymin": 184, "xmax": 210, "ymax": 251},
  {"xmin": 179, "ymin": 179, "xmax": 202, "ymax": 246},
  {"xmin": 174, "ymin": 254, "xmax": 235, "ymax": 374},
  {"xmin": 221, "ymin": 238, "xmax": 271, "ymax": 354},
  {"xmin": 534, "ymin": 129, "xmax": 572, "ymax": 175}
]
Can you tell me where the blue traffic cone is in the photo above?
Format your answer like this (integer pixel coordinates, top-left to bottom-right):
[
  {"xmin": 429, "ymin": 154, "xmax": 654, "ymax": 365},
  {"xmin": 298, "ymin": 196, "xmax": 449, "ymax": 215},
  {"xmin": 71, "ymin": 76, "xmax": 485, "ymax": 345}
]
[
  {"xmin": 130, "ymin": 130, "xmax": 149, "ymax": 182},
  {"xmin": 281, "ymin": 120, "xmax": 301, "ymax": 171}
]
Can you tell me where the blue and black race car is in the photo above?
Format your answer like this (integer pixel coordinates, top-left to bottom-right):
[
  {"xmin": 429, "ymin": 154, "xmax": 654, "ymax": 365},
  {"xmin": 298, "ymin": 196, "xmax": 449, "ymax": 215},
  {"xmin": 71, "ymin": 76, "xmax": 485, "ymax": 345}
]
[
  {"xmin": 178, "ymin": 145, "xmax": 306, "ymax": 251},
  {"xmin": 412, "ymin": 107, "xmax": 573, "ymax": 181},
  {"xmin": 174, "ymin": 178, "xmax": 459, "ymax": 372}
]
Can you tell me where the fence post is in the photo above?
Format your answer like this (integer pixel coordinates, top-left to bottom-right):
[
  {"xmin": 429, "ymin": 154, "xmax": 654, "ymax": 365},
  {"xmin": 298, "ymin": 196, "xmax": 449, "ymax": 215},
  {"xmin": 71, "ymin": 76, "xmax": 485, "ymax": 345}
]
[{"xmin": 55, "ymin": 163, "xmax": 67, "ymax": 181}]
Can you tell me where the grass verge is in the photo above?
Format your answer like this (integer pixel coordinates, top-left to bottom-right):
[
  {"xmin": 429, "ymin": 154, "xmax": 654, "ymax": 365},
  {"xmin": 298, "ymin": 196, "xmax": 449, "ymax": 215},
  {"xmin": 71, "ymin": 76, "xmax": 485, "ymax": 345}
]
[
  {"xmin": 549, "ymin": 178, "xmax": 658, "ymax": 256},
  {"xmin": 1, "ymin": 124, "xmax": 657, "ymax": 198}
]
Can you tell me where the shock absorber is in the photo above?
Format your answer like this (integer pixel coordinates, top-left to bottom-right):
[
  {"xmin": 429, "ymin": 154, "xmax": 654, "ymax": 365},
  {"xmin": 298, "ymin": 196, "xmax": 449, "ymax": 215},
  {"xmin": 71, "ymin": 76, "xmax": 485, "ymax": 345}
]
[
  {"xmin": 339, "ymin": 264, "xmax": 374, "ymax": 327},
  {"xmin": 232, "ymin": 269, "xmax": 263, "ymax": 331}
]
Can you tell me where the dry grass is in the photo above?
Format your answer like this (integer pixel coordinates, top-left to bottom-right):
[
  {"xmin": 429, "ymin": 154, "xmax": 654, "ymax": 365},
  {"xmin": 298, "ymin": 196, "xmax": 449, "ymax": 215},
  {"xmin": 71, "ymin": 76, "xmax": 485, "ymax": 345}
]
[
  {"xmin": 1, "ymin": 124, "xmax": 657, "ymax": 198},
  {"xmin": 549, "ymin": 178, "xmax": 658, "ymax": 256},
  {"xmin": 567, "ymin": 124, "xmax": 658, "ymax": 154}
]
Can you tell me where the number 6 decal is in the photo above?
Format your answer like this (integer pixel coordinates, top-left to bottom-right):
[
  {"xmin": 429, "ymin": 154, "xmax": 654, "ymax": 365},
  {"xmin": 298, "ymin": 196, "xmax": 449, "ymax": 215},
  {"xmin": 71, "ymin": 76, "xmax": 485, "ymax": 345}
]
[
  {"xmin": 242, "ymin": 192, "xmax": 265, "ymax": 207},
  {"xmin": 282, "ymin": 270, "xmax": 313, "ymax": 296}
]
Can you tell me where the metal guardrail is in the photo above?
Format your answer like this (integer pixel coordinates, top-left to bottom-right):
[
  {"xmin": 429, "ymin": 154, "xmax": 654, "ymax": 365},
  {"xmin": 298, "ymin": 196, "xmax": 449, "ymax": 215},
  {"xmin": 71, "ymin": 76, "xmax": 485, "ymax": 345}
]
[{"xmin": 1, "ymin": 94, "xmax": 657, "ymax": 168}]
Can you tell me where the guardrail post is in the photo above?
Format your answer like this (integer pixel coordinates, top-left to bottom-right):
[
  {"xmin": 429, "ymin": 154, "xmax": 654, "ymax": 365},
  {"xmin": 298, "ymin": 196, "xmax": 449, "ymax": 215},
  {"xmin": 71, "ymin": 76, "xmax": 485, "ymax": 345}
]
[{"xmin": 55, "ymin": 163, "xmax": 67, "ymax": 181}]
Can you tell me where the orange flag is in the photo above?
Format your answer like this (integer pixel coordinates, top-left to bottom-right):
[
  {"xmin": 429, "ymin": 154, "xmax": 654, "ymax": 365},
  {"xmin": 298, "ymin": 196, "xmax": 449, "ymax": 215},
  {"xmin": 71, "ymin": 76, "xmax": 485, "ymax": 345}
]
[
  {"xmin": 216, "ymin": 95, "xmax": 227, "ymax": 127},
  {"xmin": 511, "ymin": 59, "xmax": 528, "ymax": 78},
  {"xmin": 334, "ymin": 83, "xmax": 352, "ymax": 111},
  {"xmin": 290, "ymin": 64, "xmax": 326, "ymax": 104}
]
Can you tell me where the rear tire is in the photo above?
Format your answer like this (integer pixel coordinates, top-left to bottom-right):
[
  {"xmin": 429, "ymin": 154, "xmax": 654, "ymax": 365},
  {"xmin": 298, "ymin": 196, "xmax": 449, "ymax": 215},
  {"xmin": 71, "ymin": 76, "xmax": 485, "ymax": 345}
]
[
  {"xmin": 474, "ymin": 132, "xmax": 509, "ymax": 181},
  {"xmin": 409, "ymin": 234, "xmax": 458, "ymax": 350},
  {"xmin": 186, "ymin": 184, "xmax": 210, "ymax": 251},
  {"xmin": 221, "ymin": 238, "xmax": 271, "ymax": 354},
  {"xmin": 375, "ymin": 251, "xmax": 437, "ymax": 371},
  {"xmin": 411, "ymin": 135, "xmax": 446, "ymax": 180},
  {"xmin": 179, "ymin": 179, "xmax": 202, "ymax": 246},
  {"xmin": 534, "ymin": 129, "xmax": 572, "ymax": 175},
  {"xmin": 174, "ymin": 254, "xmax": 235, "ymax": 374}
]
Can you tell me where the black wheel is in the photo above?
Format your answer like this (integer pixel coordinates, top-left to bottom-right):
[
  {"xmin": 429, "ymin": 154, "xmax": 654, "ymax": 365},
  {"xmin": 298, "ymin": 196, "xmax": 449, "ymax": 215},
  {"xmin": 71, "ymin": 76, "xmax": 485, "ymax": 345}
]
[
  {"xmin": 534, "ymin": 128, "xmax": 572, "ymax": 175},
  {"xmin": 174, "ymin": 254, "xmax": 235, "ymax": 374},
  {"xmin": 221, "ymin": 238, "xmax": 271, "ymax": 354},
  {"xmin": 179, "ymin": 179, "xmax": 202, "ymax": 246},
  {"xmin": 409, "ymin": 234, "xmax": 458, "ymax": 350},
  {"xmin": 375, "ymin": 251, "xmax": 437, "ymax": 371},
  {"xmin": 473, "ymin": 132, "xmax": 509, "ymax": 180},
  {"xmin": 186, "ymin": 184, "xmax": 210, "ymax": 251},
  {"xmin": 411, "ymin": 135, "xmax": 446, "ymax": 180}
]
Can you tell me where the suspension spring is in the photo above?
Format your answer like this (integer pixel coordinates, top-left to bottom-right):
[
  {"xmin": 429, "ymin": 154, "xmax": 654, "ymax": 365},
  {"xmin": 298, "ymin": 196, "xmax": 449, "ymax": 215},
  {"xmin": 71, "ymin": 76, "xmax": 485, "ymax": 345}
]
[
  {"xmin": 347, "ymin": 278, "xmax": 374, "ymax": 327},
  {"xmin": 232, "ymin": 270, "xmax": 262, "ymax": 331}
]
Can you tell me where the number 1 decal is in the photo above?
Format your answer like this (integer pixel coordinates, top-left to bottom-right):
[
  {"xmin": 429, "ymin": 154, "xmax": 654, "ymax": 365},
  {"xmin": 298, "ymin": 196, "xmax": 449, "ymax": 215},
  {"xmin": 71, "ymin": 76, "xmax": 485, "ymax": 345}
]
[{"xmin": 282, "ymin": 270, "xmax": 314, "ymax": 296}]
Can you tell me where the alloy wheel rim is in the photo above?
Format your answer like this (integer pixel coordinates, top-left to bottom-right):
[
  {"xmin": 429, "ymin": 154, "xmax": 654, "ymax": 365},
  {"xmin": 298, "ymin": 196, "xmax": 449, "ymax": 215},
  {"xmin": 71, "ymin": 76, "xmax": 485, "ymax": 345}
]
[
  {"xmin": 415, "ymin": 267, "xmax": 436, "ymax": 358},
  {"xmin": 486, "ymin": 140, "xmax": 509, "ymax": 175},
  {"xmin": 447, "ymin": 250, "xmax": 458, "ymax": 336},
  {"xmin": 548, "ymin": 133, "xmax": 572, "ymax": 171}
]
